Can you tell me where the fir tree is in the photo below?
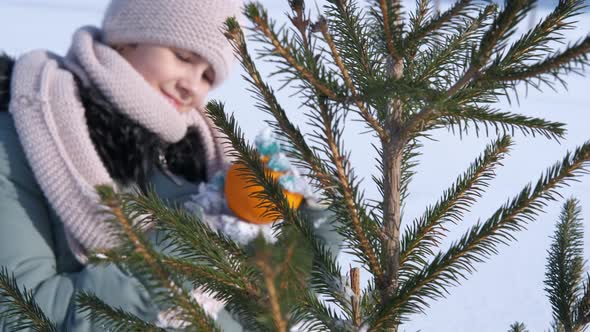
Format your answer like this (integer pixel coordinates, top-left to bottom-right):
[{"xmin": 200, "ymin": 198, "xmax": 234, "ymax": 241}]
[
  {"xmin": 510, "ymin": 198, "xmax": 590, "ymax": 332},
  {"xmin": 508, "ymin": 322, "xmax": 529, "ymax": 332},
  {"xmin": 2, "ymin": 0, "xmax": 590, "ymax": 331},
  {"xmin": 544, "ymin": 198, "xmax": 590, "ymax": 332}
]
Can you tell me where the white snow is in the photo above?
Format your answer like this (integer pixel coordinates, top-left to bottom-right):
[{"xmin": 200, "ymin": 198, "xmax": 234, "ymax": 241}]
[{"xmin": 255, "ymin": 125, "xmax": 282, "ymax": 156}]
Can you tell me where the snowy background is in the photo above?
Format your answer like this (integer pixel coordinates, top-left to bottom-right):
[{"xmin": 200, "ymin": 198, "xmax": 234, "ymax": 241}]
[{"xmin": 1, "ymin": 0, "xmax": 589, "ymax": 331}]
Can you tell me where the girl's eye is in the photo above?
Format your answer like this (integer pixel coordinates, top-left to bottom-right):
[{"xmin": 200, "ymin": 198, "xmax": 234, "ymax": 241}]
[
  {"xmin": 175, "ymin": 52, "xmax": 191, "ymax": 62},
  {"xmin": 204, "ymin": 73, "xmax": 214, "ymax": 84}
]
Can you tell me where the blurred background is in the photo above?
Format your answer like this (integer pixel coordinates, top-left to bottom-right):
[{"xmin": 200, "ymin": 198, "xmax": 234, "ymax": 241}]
[{"xmin": 1, "ymin": 1, "xmax": 589, "ymax": 331}]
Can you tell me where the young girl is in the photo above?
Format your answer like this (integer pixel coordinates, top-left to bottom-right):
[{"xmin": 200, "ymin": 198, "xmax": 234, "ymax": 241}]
[{"xmin": 0, "ymin": 0, "xmax": 341, "ymax": 330}]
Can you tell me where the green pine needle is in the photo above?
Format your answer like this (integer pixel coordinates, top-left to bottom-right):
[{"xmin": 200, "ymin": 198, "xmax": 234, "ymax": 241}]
[
  {"xmin": 121, "ymin": 190, "xmax": 270, "ymax": 330},
  {"xmin": 324, "ymin": 0, "xmax": 382, "ymax": 94},
  {"xmin": 441, "ymin": 104, "xmax": 567, "ymax": 140},
  {"xmin": 573, "ymin": 273, "xmax": 590, "ymax": 328},
  {"xmin": 405, "ymin": 0, "xmax": 481, "ymax": 58},
  {"xmin": 508, "ymin": 321, "xmax": 529, "ymax": 332},
  {"xmin": 544, "ymin": 198, "xmax": 585, "ymax": 331},
  {"xmin": 94, "ymin": 187, "xmax": 220, "ymax": 332},
  {"xmin": 0, "ymin": 267, "xmax": 58, "ymax": 332},
  {"xmin": 76, "ymin": 292, "xmax": 165, "ymax": 332},
  {"xmin": 291, "ymin": 290, "xmax": 351, "ymax": 331},
  {"xmin": 400, "ymin": 135, "xmax": 512, "ymax": 277}
]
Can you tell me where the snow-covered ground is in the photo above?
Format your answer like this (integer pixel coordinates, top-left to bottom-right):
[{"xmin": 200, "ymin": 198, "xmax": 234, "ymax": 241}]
[{"xmin": 1, "ymin": 1, "xmax": 589, "ymax": 331}]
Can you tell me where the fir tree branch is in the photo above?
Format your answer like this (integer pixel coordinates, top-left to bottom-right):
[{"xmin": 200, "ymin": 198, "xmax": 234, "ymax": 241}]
[
  {"xmin": 492, "ymin": 36, "xmax": 590, "ymax": 84},
  {"xmin": 318, "ymin": 16, "xmax": 388, "ymax": 141},
  {"xmin": 408, "ymin": 0, "xmax": 433, "ymax": 38},
  {"xmin": 411, "ymin": 4, "xmax": 494, "ymax": 87},
  {"xmin": 227, "ymin": 18, "xmax": 384, "ymax": 293},
  {"xmin": 124, "ymin": 188, "xmax": 251, "ymax": 276},
  {"xmin": 446, "ymin": 0, "xmax": 536, "ymax": 103},
  {"xmin": 397, "ymin": 86, "xmax": 567, "ymax": 142},
  {"xmin": 404, "ymin": 0, "xmax": 478, "ymax": 59},
  {"xmin": 545, "ymin": 198, "xmax": 585, "ymax": 331},
  {"xmin": 440, "ymin": 104, "xmax": 567, "ymax": 139},
  {"xmin": 370, "ymin": 142, "xmax": 590, "ymax": 329},
  {"xmin": 90, "ymin": 250, "xmax": 260, "ymax": 303},
  {"xmin": 405, "ymin": 0, "xmax": 431, "ymax": 63},
  {"xmin": 287, "ymin": 0, "xmax": 311, "ymax": 51},
  {"xmin": 490, "ymin": 0, "xmax": 586, "ymax": 73},
  {"xmin": 324, "ymin": 0, "xmax": 387, "ymax": 119},
  {"xmin": 316, "ymin": 95, "xmax": 385, "ymax": 288},
  {"xmin": 291, "ymin": 290, "xmax": 350, "ymax": 332},
  {"xmin": 123, "ymin": 189, "xmax": 276, "ymax": 330},
  {"xmin": 227, "ymin": 14, "xmax": 384, "ymax": 290},
  {"xmin": 375, "ymin": 0, "xmax": 403, "ymax": 61},
  {"xmin": 224, "ymin": 16, "xmax": 335, "ymax": 192},
  {"xmin": 243, "ymin": 3, "xmax": 346, "ymax": 103},
  {"xmin": 472, "ymin": 0, "xmax": 534, "ymax": 72},
  {"xmin": 421, "ymin": 0, "xmax": 474, "ymax": 34},
  {"xmin": 163, "ymin": 258, "xmax": 261, "ymax": 300},
  {"xmin": 480, "ymin": 0, "xmax": 587, "ymax": 100},
  {"xmin": 402, "ymin": 0, "xmax": 533, "ymax": 139},
  {"xmin": 281, "ymin": 9, "xmax": 385, "ymax": 260},
  {"xmin": 360, "ymin": 280, "xmax": 380, "ymax": 324},
  {"xmin": 400, "ymin": 136, "xmax": 425, "ymax": 207},
  {"xmin": 399, "ymin": 135, "xmax": 511, "ymax": 277},
  {"xmin": 343, "ymin": 75, "xmax": 434, "ymax": 107},
  {"xmin": 433, "ymin": 1, "xmax": 587, "ymax": 113},
  {"xmin": 323, "ymin": 0, "xmax": 377, "ymax": 78},
  {"xmin": 0, "ymin": 267, "xmax": 57, "ymax": 332},
  {"xmin": 76, "ymin": 292, "xmax": 165, "ymax": 332},
  {"xmin": 574, "ymin": 273, "xmax": 590, "ymax": 328},
  {"xmin": 508, "ymin": 322, "xmax": 529, "ymax": 332},
  {"xmin": 205, "ymin": 101, "xmax": 347, "ymax": 314},
  {"xmin": 350, "ymin": 267, "xmax": 362, "ymax": 328},
  {"xmin": 163, "ymin": 257, "xmax": 272, "ymax": 331},
  {"xmin": 96, "ymin": 186, "xmax": 219, "ymax": 332},
  {"xmin": 99, "ymin": 187, "xmax": 170, "ymax": 285},
  {"xmin": 254, "ymin": 250, "xmax": 288, "ymax": 332}
]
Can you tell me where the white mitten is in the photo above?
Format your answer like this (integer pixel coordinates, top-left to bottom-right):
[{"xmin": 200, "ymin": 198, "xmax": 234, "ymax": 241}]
[
  {"xmin": 183, "ymin": 177, "xmax": 279, "ymax": 245},
  {"xmin": 155, "ymin": 287, "xmax": 224, "ymax": 329}
]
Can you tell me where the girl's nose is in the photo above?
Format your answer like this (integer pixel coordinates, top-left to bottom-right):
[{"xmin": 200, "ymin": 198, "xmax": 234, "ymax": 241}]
[{"xmin": 177, "ymin": 69, "xmax": 210, "ymax": 107}]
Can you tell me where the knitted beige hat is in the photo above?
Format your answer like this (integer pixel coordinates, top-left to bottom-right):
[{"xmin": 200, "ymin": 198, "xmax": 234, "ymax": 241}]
[{"xmin": 101, "ymin": 0, "xmax": 243, "ymax": 88}]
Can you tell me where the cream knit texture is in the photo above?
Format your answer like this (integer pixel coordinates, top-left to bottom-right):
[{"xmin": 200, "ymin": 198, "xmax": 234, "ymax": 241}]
[
  {"xmin": 9, "ymin": 27, "xmax": 230, "ymax": 263},
  {"xmin": 102, "ymin": 0, "xmax": 243, "ymax": 88}
]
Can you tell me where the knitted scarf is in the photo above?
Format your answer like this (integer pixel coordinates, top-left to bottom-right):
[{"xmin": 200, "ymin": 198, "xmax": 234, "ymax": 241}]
[{"xmin": 9, "ymin": 26, "xmax": 229, "ymax": 263}]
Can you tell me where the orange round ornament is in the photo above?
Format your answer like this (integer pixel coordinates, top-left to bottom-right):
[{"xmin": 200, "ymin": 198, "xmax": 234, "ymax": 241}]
[{"xmin": 224, "ymin": 163, "xmax": 303, "ymax": 224}]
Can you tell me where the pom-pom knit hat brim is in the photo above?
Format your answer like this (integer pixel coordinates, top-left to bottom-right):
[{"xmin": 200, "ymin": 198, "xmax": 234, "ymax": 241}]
[{"xmin": 101, "ymin": 0, "xmax": 243, "ymax": 88}]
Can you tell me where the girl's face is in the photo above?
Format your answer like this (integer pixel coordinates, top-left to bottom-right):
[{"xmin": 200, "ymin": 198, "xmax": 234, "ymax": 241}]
[{"xmin": 116, "ymin": 44, "xmax": 215, "ymax": 113}]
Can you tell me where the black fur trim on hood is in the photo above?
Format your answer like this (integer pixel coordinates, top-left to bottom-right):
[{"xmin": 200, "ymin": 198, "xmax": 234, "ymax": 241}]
[
  {"xmin": 78, "ymin": 80, "xmax": 208, "ymax": 188},
  {"xmin": 80, "ymin": 85, "xmax": 160, "ymax": 187},
  {"xmin": 0, "ymin": 53, "xmax": 14, "ymax": 113}
]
